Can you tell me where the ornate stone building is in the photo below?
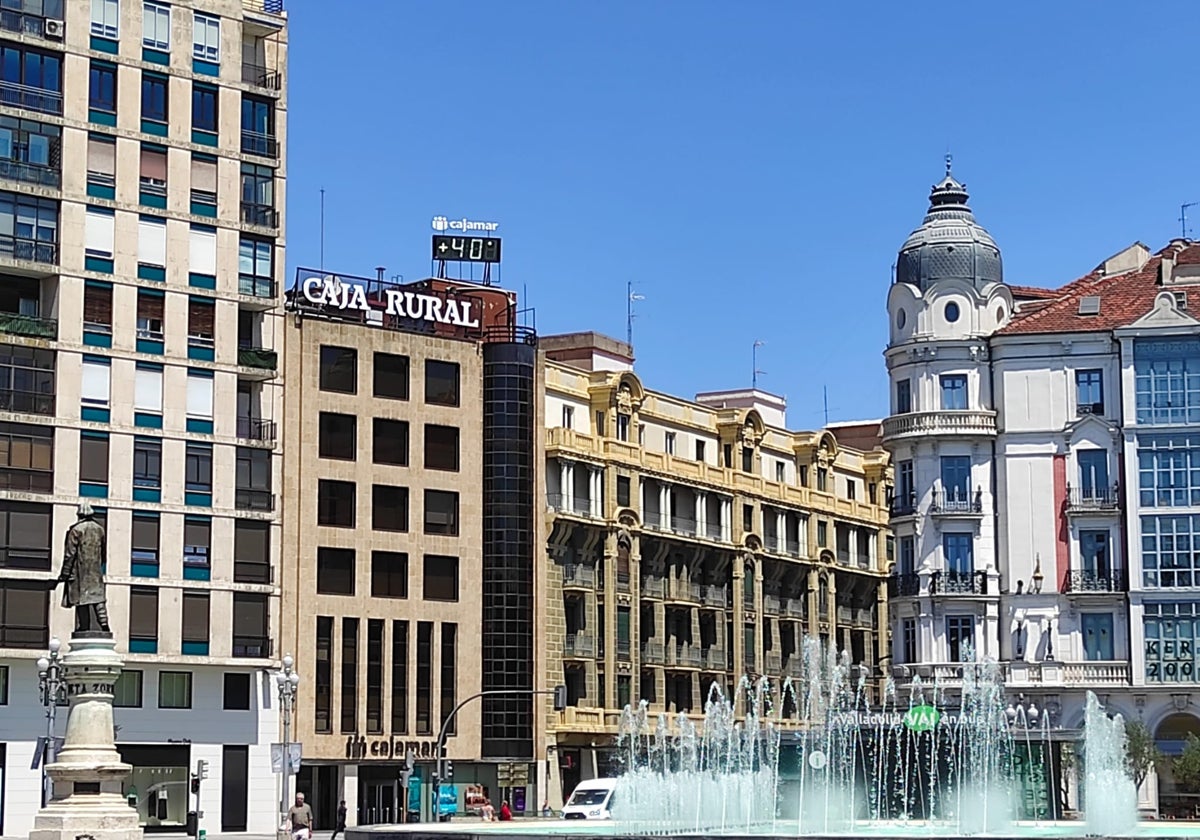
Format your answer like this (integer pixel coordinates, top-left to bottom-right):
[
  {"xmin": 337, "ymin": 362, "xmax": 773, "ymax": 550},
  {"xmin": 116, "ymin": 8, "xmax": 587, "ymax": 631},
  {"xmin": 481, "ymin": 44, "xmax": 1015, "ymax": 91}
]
[{"xmin": 538, "ymin": 332, "xmax": 891, "ymax": 803}]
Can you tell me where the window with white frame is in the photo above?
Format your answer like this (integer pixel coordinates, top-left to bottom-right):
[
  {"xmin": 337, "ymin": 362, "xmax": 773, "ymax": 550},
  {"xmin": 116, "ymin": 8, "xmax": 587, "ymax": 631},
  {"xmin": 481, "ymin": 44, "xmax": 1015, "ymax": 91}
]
[
  {"xmin": 186, "ymin": 373, "xmax": 213, "ymax": 420},
  {"xmin": 81, "ymin": 358, "xmax": 111, "ymax": 408},
  {"xmin": 84, "ymin": 208, "xmax": 114, "ymax": 259},
  {"xmin": 193, "ymin": 13, "xmax": 220, "ymax": 62},
  {"xmin": 188, "ymin": 226, "xmax": 217, "ymax": 276},
  {"xmin": 91, "ymin": 0, "xmax": 119, "ymax": 38},
  {"xmin": 143, "ymin": 2, "xmax": 170, "ymax": 50},
  {"xmin": 133, "ymin": 365, "xmax": 163, "ymax": 414},
  {"xmin": 137, "ymin": 217, "xmax": 166, "ymax": 268}
]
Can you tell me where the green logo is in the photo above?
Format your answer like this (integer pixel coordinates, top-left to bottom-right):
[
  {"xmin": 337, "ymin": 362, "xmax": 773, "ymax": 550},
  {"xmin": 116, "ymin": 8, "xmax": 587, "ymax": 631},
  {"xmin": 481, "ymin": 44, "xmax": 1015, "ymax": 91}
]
[{"xmin": 903, "ymin": 705, "xmax": 940, "ymax": 732}]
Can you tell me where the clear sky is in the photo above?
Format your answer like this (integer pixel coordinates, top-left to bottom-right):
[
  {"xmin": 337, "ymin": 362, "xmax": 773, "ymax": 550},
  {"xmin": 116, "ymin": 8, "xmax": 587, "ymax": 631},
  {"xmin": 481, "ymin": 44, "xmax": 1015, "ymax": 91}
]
[{"xmin": 284, "ymin": 0, "xmax": 1193, "ymax": 429}]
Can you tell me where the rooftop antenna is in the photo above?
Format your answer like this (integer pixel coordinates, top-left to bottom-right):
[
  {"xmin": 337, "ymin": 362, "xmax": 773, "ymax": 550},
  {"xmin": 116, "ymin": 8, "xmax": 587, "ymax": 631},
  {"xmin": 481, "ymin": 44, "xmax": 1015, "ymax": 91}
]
[
  {"xmin": 945, "ymin": 151, "xmax": 953, "ymax": 176},
  {"xmin": 823, "ymin": 385, "xmax": 829, "ymax": 426},
  {"xmin": 752, "ymin": 340, "xmax": 766, "ymax": 389},
  {"xmin": 320, "ymin": 188, "xmax": 326, "ymax": 271},
  {"xmin": 1182, "ymin": 202, "xmax": 1197, "ymax": 240},
  {"xmin": 627, "ymin": 281, "xmax": 645, "ymax": 348}
]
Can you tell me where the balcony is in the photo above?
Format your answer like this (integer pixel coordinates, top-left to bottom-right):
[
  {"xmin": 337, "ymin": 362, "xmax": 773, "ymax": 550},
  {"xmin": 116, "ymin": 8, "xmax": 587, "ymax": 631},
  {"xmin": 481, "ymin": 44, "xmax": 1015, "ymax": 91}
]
[
  {"xmin": 890, "ymin": 491, "xmax": 917, "ymax": 517},
  {"xmin": 641, "ymin": 641, "xmax": 664, "ymax": 665},
  {"xmin": 1065, "ymin": 568, "xmax": 1126, "ymax": 594},
  {"xmin": 546, "ymin": 493, "xmax": 597, "ymax": 519},
  {"xmin": 0, "ymin": 237, "xmax": 56, "ymax": 266},
  {"xmin": 0, "ymin": 9, "xmax": 63, "ymax": 41},
  {"xmin": 930, "ymin": 487, "xmax": 984, "ymax": 516},
  {"xmin": 241, "ymin": 61, "xmax": 282, "ymax": 91},
  {"xmin": 235, "ymin": 488, "xmax": 274, "ymax": 512},
  {"xmin": 564, "ymin": 633, "xmax": 595, "ymax": 659},
  {"xmin": 239, "ymin": 275, "xmax": 277, "ymax": 302},
  {"xmin": 241, "ymin": 202, "xmax": 279, "ymax": 228},
  {"xmin": 232, "ymin": 635, "xmax": 272, "ymax": 658},
  {"xmin": 1066, "ymin": 484, "xmax": 1121, "ymax": 515},
  {"xmin": 244, "ymin": 0, "xmax": 284, "ymax": 13},
  {"xmin": 667, "ymin": 644, "xmax": 701, "ymax": 669},
  {"xmin": 1064, "ymin": 661, "xmax": 1130, "ymax": 686},
  {"xmin": 666, "ymin": 581, "xmax": 700, "ymax": 603},
  {"xmin": 700, "ymin": 584, "xmax": 728, "ymax": 609},
  {"xmin": 765, "ymin": 651, "xmax": 782, "ymax": 674},
  {"xmin": 0, "ymin": 388, "xmax": 54, "ymax": 415},
  {"xmin": 241, "ymin": 129, "xmax": 278, "ymax": 158},
  {"xmin": 641, "ymin": 576, "xmax": 665, "ymax": 599},
  {"xmin": 784, "ymin": 597, "xmax": 807, "ymax": 619},
  {"xmin": 0, "ymin": 160, "xmax": 59, "ymax": 189},
  {"xmin": 701, "ymin": 648, "xmax": 726, "ymax": 671},
  {"xmin": 764, "ymin": 595, "xmax": 783, "ymax": 614},
  {"xmin": 669, "ymin": 516, "xmax": 698, "ymax": 538},
  {"xmin": 0, "ymin": 80, "xmax": 62, "ymax": 116},
  {"xmin": 888, "ymin": 573, "xmax": 920, "ymax": 598},
  {"xmin": 616, "ymin": 638, "xmax": 631, "ymax": 661},
  {"xmin": 881, "ymin": 410, "xmax": 998, "ymax": 442},
  {"xmin": 561, "ymin": 564, "xmax": 595, "ymax": 590},
  {"xmin": 238, "ymin": 345, "xmax": 278, "ymax": 371},
  {"xmin": 236, "ymin": 416, "xmax": 277, "ymax": 444},
  {"xmin": 933, "ymin": 570, "xmax": 989, "ymax": 595},
  {"xmin": 0, "ymin": 312, "xmax": 55, "ymax": 339}
]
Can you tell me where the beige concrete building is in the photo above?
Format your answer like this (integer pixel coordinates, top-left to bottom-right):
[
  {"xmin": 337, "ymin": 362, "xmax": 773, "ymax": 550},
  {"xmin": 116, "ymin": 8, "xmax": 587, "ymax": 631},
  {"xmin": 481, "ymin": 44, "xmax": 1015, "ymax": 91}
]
[
  {"xmin": 539, "ymin": 333, "xmax": 892, "ymax": 801},
  {"xmin": 0, "ymin": 0, "xmax": 288, "ymax": 834},
  {"xmin": 280, "ymin": 269, "xmax": 546, "ymax": 825}
]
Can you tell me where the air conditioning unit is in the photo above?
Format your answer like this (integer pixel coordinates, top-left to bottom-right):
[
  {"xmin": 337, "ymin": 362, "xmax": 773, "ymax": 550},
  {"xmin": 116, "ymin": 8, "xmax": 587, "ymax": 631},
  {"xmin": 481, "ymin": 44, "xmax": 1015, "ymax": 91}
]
[{"xmin": 44, "ymin": 19, "xmax": 64, "ymax": 39}]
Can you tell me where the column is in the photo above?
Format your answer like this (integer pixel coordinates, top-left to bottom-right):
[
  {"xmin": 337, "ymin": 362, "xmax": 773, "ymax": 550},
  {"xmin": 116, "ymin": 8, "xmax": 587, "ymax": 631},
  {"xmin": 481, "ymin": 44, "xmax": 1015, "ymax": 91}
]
[
  {"xmin": 590, "ymin": 468, "xmax": 603, "ymax": 517},
  {"xmin": 342, "ymin": 766, "xmax": 360, "ymax": 827},
  {"xmin": 562, "ymin": 461, "xmax": 575, "ymax": 512},
  {"xmin": 559, "ymin": 461, "xmax": 570, "ymax": 511},
  {"xmin": 720, "ymin": 499, "xmax": 732, "ymax": 542},
  {"xmin": 776, "ymin": 511, "xmax": 786, "ymax": 553},
  {"xmin": 659, "ymin": 484, "xmax": 670, "ymax": 530},
  {"xmin": 694, "ymin": 492, "xmax": 704, "ymax": 536}
]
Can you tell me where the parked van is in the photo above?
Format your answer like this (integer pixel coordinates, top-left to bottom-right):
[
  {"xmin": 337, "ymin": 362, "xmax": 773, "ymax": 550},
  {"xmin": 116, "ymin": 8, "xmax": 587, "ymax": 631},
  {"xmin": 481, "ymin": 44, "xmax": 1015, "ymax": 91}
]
[{"xmin": 561, "ymin": 777, "xmax": 618, "ymax": 820}]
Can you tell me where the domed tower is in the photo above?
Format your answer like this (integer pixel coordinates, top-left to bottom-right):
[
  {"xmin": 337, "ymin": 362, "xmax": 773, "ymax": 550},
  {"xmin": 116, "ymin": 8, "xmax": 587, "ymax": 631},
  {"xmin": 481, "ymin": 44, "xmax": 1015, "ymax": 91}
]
[{"xmin": 883, "ymin": 159, "xmax": 1010, "ymax": 683}]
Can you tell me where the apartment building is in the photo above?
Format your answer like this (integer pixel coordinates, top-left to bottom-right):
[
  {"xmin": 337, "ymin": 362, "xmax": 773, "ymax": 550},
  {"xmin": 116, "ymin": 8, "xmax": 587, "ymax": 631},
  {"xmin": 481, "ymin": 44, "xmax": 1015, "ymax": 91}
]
[
  {"xmin": 280, "ymin": 268, "xmax": 545, "ymax": 826},
  {"xmin": 883, "ymin": 160, "xmax": 1200, "ymax": 814},
  {"xmin": 0, "ymin": 0, "xmax": 287, "ymax": 834},
  {"xmin": 539, "ymin": 332, "xmax": 891, "ymax": 802}
]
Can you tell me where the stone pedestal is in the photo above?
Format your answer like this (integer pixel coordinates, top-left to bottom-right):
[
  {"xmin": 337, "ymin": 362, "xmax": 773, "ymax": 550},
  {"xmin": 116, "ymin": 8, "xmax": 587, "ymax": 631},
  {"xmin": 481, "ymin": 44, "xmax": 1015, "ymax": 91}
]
[{"xmin": 29, "ymin": 632, "xmax": 142, "ymax": 840}]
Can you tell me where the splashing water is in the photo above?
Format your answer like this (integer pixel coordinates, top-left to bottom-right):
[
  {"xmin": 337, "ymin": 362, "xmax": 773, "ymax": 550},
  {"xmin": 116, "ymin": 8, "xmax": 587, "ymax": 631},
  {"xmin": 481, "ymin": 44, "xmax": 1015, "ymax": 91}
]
[{"xmin": 1083, "ymin": 691, "xmax": 1138, "ymax": 837}]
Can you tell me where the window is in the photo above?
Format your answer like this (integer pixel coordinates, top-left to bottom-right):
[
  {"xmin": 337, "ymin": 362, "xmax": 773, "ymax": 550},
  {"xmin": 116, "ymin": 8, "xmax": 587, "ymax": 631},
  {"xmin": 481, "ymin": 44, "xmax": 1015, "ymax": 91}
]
[
  {"xmin": 367, "ymin": 619, "xmax": 384, "ymax": 734},
  {"xmin": 0, "ymin": 501, "xmax": 51, "ymax": 569},
  {"xmin": 373, "ymin": 418, "xmax": 408, "ymax": 466},
  {"xmin": 817, "ymin": 520, "xmax": 828, "ymax": 547},
  {"xmin": 341, "ymin": 617, "xmax": 358, "ymax": 732},
  {"xmin": 317, "ymin": 547, "xmax": 355, "ymax": 596},
  {"xmin": 901, "ymin": 618, "xmax": 917, "ymax": 663},
  {"xmin": 562, "ymin": 405, "xmax": 574, "ymax": 429},
  {"xmin": 187, "ymin": 297, "xmax": 215, "ymax": 349},
  {"xmin": 0, "ymin": 422, "xmax": 52, "ymax": 493},
  {"xmin": 1138, "ymin": 435, "xmax": 1200, "ymax": 507},
  {"xmin": 441, "ymin": 623, "xmax": 457, "ymax": 734},
  {"xmin": 143, "ymin": 2, "xmax": 171, "ymax": 50},
  {"xmin": 617, "ymin": 475, "xmax": 631, "ymax": 507},
  {"xmin": 1078, "ymin": 450, "xmax": 1109, "ymax": 499},
  {"xmin": 141, "ymin": 73, "xmax": 168, "ymax": 124},
  {"xmin": 233, "ymin": 520, "xmax": 270, "ymax": 584},
  {"xmin": 184, "ymin": 442, "xmax": 214, "ymax": 494},
  {"xmin": 241, "ymin": 95, "xmax": 275, "ymax": 156},
  {"xmin": 895, "ymin": 379, "xmax": 912, "ymax": 414},
  {"xmin": 235, "ymin": 447, "xmax": 272, "ymax": 511},
  {"xmin": 1081, "ymin": 613, "xmax": 1114, "ymax": 661},
  {"xmin": 84, "ymin": 286, "xmax": 113, "ymax": 339},
  {"xmin": 113, "ymin": 670, "xmax": 143, "ymax": 708},
  {"xmin": 1134, "ymin": 339, "xmax": 1200, "ymax": 425},
  {"xmin": 88, "ymin": 61, "xmax": 115, "ymax": 114},
  {"xmin": 939, "ymin": 455, "xmax": 971, "ymax": 506},
  {"xmin": 91, "ymin": 0, "xmax": 119, "ymax": 37},
  {"xmin": 0, "ymin": 192, "xmax": 58, "ymax": 262},
  {"xmin": 372, "ymin": 551, "xmax": 408, "ymax": 598},
  {"xmin": 1143, "ymin": 602, "xmax": 1200, "ymax": 682},
  {"xmin": 741, "ymin": 447, "xmax": 754, "ymax": 473},
  {"xmin": 425, "ymin": 425, "xmax": 459, "ymax": 471},
  {"xmin": 940, "ymin": 374, "xmax": 968, "ymax": 410},
  {"xmin": 0, "ymin": 45, "xmax": 61, "ymax": 115},
  {"xmin": 424, "ymin": 490, "xmax": 458, "ymax": 536},
  {"xmin": 616, "ymin": 413, "xmax": 630, "ymax": 441},
  {"xmin": 131, "ymin": 513, "xmax": 160, "ymax": 569},
  {"xmin": 84, "ymin": 208, "xmax": 114, "ymax": 259},
  {"xmin": 946, "ymin": 615, "xmax": 974, "ymax": 663},
  {"xmin": 79, "ymin": 432, "xmax": 109, "ymax": 486},
  {"xmin": 193, "ymin": 12, "xmax": 220, "ymax": 62},
  {"xmin": 416, "ymin": 621, "xmax": 432, "ymax": 734},
  {"xmin": 315, "ymin": 616, "xmax": 332, "ymax": 732},
  {"xmin": 665, "ymin": 431, "xmax": 676, "ymax": 455},
  {"xmin": 223, "ymin": 673, "xmax": 251, "ymax": 711},
  {"xmin": 0, "ymin": 580, "xmax": 48, "ymax": 648},
  {"xmin": 137, "ymin": 216, "xmax": 166, "ymax": 268},
  {"xmin": 391, "ymin": 620, "xmax": 408, "ymax": 734},
  {"xmin": 129, "ymin": 587, "xmax": 158, "ymax": 648},
  {"xmin": 424, "ymin": 555, "xmax": 458, "ymax": 601},
  {"xmin": 192, "ymin": 83, "xmax": 218, "ymax": 132},
  {"xmin": 139, "ymin": 145, "xmax": 167, "ymax": 198},
  {"xmin": 1076, "ymin": 369, "xmax": 1104, "ymax": 414},
  {"xmin": 695, "ymin": 440, "xmax": 706, "ymax": 462},
  {"xmin": 847, "ymin": 480, "xmax": 857, "ymax": 500},
  {"xmin": 317, "ymin": 480, "xmax": 355, "ymax": 529},
  {"xmin": 158, "ymin": 671, "xmax": 192, "ymax": 709},
  {"xmin": 181, "ymin": 591, "xmax": 210, "ymax": 651},
  {"xmin": 189, "ymin": 225, "xmax": 217, "ymax": 277},
  {"xmin": 86, "ymin": 135, "xmax": 116, "ymax": 193},
  {"xmin": 318, "ymin": 412, "xmax": 356, "ymax": 460},
  {"xmin": 817, "ymin": 468, "xmax": 828, "ymax": 492},
  {"xmin": 425, "ymin": 360, "xmax": 460, "ymax": 406},
  {"xmin": 231, "ymin": 593, "xmax": 269, "ymax": 657},
  {"xmin": 241, "ymin": 163, "xmax": 274, "ymax": 219},
  {"xmin": 943, "ymin": 533, "xmax": 974, "ymax": 576},
  {"xmin": 238, "ymin": 236, "xmax": 273, "ymax": 296},
  {"xmin": 184, "ymin": 517, "xmax": 210, "ymax": 571},
  {"xmin": 372, "ymin": 485, "xmax": 408, "ymax": 532},
  {"xmin": 186, "ymin": 372, "xmax": 213, "ymax": 421},
  {"xmin": 775, "ymin": 461, "xmax": 786, "ymax": 483},
  {"xmin": 136, "ymin": 291, "xmax": 164, "ymax": 341},
  {"xmin": 742, "ymin": 503, "xmax": 753, "ymax": 533},
  {"xmin": 898, "ymin": 535, "xmax": 916, "ymax": 576},
  {"xmin": 374, "ymin": 352, "xmax": 409, "ymax": 400},
  {"xmin": 319, "ymin": 345, "xmax": 356, "ymax": 394},
  {"xmin": 132, "ymin": 437, "xmax": 161, "ymax": 489},
  {"xmin": 1140, "ymin": 515, "xmax": 1200, "ymax": 587}
]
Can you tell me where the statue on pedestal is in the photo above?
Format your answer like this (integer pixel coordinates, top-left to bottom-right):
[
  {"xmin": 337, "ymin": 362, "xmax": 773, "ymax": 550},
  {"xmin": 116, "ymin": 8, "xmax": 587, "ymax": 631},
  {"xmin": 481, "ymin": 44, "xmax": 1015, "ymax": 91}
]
[{"xmin": 58, "ymin": 502, "xmax": 110, "ymax": 634}]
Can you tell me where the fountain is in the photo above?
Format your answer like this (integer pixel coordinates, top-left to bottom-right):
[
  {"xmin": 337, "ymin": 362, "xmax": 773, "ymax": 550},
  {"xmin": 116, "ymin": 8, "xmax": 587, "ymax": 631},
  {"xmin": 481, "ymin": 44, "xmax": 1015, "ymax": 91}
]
[{"xmin": 1082, "ymin": 692, "xmax": 1138, "ymax": 838}]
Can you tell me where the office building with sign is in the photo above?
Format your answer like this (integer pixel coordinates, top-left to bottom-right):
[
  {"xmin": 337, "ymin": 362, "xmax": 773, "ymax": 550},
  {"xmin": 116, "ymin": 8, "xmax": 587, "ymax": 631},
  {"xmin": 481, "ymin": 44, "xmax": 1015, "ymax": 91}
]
[
  {"xmin": 538, "ymin": 331, "xmax": 892, "ymax": 801},
  {"xmin": 0, "ymin": 0, "xmax": 288, "ymax": 835},
  {"xmin": 279, "ymin": 263, "xmax": 546, "ymax": 826},
  {"xmin": 884, "ymin": 162, "xmax": 1200, "ymax": 815}
]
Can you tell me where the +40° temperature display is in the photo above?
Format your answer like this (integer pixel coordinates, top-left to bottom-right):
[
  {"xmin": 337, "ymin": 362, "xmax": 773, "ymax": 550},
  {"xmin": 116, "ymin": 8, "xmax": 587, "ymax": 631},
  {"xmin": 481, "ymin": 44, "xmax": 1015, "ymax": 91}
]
[{"xmin": 432, "ymin": 235, "xmax": 502, "ymax": 264}]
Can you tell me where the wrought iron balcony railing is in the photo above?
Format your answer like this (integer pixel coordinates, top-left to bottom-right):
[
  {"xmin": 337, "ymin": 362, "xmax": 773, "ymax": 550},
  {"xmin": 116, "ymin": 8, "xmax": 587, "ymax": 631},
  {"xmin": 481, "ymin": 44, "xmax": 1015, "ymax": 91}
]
[
  {"xmin": 888, "ymin": 572, "xmax": 921, "ymax": 598},
  {"xmin": 1066, "ymin": 568, "xmax": 1126, "ymax": 593},
  {"xmin": 933, "ymin": 570, "xmax": 988, "ymax": 595},
  {"xmin": 930, "ymin": 487, "xmax": 984, "ymax": 514},
  {"xmin": 236, "ymin": 416, "xmax": 277, "ymax": 443},
  {"xmin": 1066, "ymin": 484, "xmax": 1121, "ymax": 512}
]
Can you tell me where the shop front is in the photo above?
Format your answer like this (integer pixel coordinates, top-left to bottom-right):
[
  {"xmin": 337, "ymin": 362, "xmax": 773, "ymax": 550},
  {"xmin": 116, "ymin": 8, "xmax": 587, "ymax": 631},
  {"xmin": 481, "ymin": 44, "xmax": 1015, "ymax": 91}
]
[{"xmin": 117, "ymin": 744, "xmax": 191, "ymax": 832}]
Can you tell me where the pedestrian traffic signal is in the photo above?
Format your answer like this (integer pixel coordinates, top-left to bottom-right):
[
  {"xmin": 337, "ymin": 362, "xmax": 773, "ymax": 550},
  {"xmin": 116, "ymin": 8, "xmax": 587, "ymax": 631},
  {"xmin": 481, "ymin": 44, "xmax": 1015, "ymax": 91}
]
[
  {"xmin": 444, "ymin": 760, "xmax": 453, "ymax": 781},
  {"xmin": 553, "ymin": 684, "xmax": 568, "ymax": 711},
  {"xmin": 190, "ymin": 776, "xmax": 200, "ymax": 795}
]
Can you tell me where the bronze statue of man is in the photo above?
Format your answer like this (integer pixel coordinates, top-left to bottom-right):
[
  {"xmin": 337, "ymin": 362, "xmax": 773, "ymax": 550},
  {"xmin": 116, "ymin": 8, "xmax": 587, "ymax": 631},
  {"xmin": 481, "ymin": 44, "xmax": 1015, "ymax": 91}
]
[{"xmin": 59, "ymin": 501, "xmax": 110, "ymax": 634}]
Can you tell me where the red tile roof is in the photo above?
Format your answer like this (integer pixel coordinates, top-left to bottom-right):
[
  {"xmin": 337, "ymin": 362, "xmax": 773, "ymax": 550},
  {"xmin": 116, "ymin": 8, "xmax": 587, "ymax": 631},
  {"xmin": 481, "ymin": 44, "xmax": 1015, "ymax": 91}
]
[
  {"xmin": 1008, "ymin": 284, "xmax": 1060, "ymax": 300},
  {"xmin": 997, "ymin": 242, "xmax": 1200, "ymax": 335}
]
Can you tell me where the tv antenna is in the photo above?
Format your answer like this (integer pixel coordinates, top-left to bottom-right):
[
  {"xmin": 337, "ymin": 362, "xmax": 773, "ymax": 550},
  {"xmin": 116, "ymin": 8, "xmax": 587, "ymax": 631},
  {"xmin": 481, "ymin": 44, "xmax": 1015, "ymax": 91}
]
[
  {"xmin": 1182, "ymin": 202, "xmax": 1197, "ymax": 240},
  {"xmin": 627, "ymin": 281, "xmax": 645, "ymax": 348},
  {"xmin": 752, "ymin": 340, "xmax": 766, "ymax": 389}
]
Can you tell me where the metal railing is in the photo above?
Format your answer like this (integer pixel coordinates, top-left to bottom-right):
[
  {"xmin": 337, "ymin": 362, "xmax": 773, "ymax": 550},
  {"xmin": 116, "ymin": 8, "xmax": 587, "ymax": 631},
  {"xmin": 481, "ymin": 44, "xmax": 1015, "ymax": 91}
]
[
  {"xmin": 0, "ymin": 466, "xmax": 52, "ymax": 493},
  {"xmin": 239, "ymin": 275, "xmax": 276, "ymax": 299},
  {"xmin": 616, "ymin": 639, "xmax": 631, "ymax": 661},
  {"xmin": 244, "ymin": 0, "xmax": 284, "ymax": 13},
  {"xmin": 784, "ymin": 597, "xmax": 807, "ymax": 618},
  {"xmin": 0, "ymin": 388, "xmax": 54, "ymax": 415},
  {"xmin": 0, "ymin": 312, "xmax": 56, "ymax": 339},
  {"xmin": 1066, "ymin": 568, "xmax": 1126, "ymax": 593},
  {"xmin": 560, "ymin": 563, "xmax": 595, "ymax": 588},
  {"xmin": 0, "ymin": 80, "xmax": 62, "ymax": 115},
  {"xmin": 890, "ymin": 490, "xmax": 917, "ymax": 516},
  {"xmin": 669, "ymin": 515, "xmax": 698, "ymax": 537},
  {"xmin": 241, "ymin": 129, "xmax": 278, "ymax": 158},
  {"xmin": 237, "ymin": 345, "xmax": 278, "ymax": 370},
  {"xmin": 0, "ymin": 9, "xmax": 62, "ymax": 40},
  {"xmin": 701, "ymin": 648, "xmax": 726, "ymax": 671},
  {"xmin": 0, "ymin": 237, "xmax": 56, "ymax": 265},
  {"xmin": 0, "ymin": 160, "xmax": 59, "ymax": 188},
  {"xmin": 232, "ymin": 635, "xmax": 272, "ymax": 658},
  {"xmin": 241, "ymin": 62, "xmax": 282, "ymax": 90},
  {"xmin": 888, "ymin": 573, "xmax": 921, "ymax": 597},
  {"xmin": 641, "ymin": 576, "xmax": 665, "ymax": 599},
  {"xmin": 641, "ymin": 641, "xmax": 664, "ymax": 665},
  {"xmin": 933, "ymin": 570, "xmax": 988, "ymax": 595},
  {"xmin": 930, "ymin": 486, "xmax": 984, "ymax": 514},
  {"xmin": 1066, "ymin": 484, "xmax": 1121, "ymax": 511},
  {"xmin": 241, "ymin": 201, "xmax": 278, "ymax": 228},
  {"xmin": 236, "ymin": 416, "xmax": 277, "ymax": 443},
  {"xmin": 233, "ymin": 561, "xmax": 272, "ymax": 584},
  {"xmin": 235, "ymin": 488, "xmax": 274, "ymax": 512},
  {"xmin": 564, "ymin": 633, "xmax": 594, "ymax": 658},
  {"xmin": 700, "ymin": 585, "xmax": 728, "ymax": 608}
]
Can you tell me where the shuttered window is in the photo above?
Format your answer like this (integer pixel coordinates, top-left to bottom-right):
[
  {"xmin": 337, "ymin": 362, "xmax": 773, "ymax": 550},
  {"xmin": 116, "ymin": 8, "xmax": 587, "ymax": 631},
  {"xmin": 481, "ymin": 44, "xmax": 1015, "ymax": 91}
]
[
  {"xmin": 84, "ymin": 208, "xmax": 114, "ymax": 257},
  {"xmin": 80, "ymin": 359, "xmax": 110, "ymax": 406},
  {"xmin": 182, "ymin": 591, "xmax": 210, "ymax": 644},
  {"xmin": 137, "ymin": 217, "xmax": 166, "ymax": 267},
  {"xmin": 83, "ymin": 283, "xmax": 112, "ymax": 330},
  {"xmin": 136, "ymin": 291, "xmax": 164, "ymax": 337},
  {"xmin": 128, "ymin": 587, "xmax": 158, "ymax": 641},
  {"xmin": 187, "ymin": 297, "xmax": 215, "ymax": 342},
  {"xmin": 190, "ymin": 155, "xmax": 216, "ymax": 204},
  {"xmin": 133, "ymin": 366, "xmax": 163, "ymax": 413},
  {"xmin": 186, "ymin": 372, "xmax": 213, "ymax": 418},
  {"xmin": 86, "ymin": 135, "xmax": 116, "ymax": 186},
  {"xmin": 189, "ymin": 226, "xmax": 216, "ymax": 275},
  {"xmin": 139, "ymin": 145, "xmax": 167, "ymax": 194}
]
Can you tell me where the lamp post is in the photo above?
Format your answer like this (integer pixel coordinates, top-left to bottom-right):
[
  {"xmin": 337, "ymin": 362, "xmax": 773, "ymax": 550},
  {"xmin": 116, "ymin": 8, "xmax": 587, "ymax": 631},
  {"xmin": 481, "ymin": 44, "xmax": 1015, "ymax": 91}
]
[
  {"xmin": 276, "ymin": 654, "xmax": 300, "ymax": 824},
  {"xmin": 36, "ymin": 636, "xmax": 63, "ymax": 807}
]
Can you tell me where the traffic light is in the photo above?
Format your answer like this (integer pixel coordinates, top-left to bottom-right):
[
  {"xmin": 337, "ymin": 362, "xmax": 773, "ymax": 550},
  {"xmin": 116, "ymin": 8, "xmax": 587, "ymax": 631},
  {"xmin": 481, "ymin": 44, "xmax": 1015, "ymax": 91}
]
[
  {"xmin": 190, "ymin": 776, "xmax": 200, "ymax": 795},
  {"xmin": 553, "ymin": 684, "xmax": 568, "ymax": 711},
  {"xmin": 444, "ymin": 760, "xmax": 454, "ymax": 782},
  {"xmin": 196, "ymin": 760, "xmax": 209, "ymax": 781}
]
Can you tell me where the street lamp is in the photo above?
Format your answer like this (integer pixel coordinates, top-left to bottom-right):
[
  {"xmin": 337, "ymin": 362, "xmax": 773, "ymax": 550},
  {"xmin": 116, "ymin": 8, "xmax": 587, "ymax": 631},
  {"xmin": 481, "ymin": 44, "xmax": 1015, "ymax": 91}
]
[
  {"xmin": 36, "ymin": 637, "xmax": 63, "ymax": 806},
  {"xmin": 276, "ymin": 654, "xmax": 300, "ymax": 823}
]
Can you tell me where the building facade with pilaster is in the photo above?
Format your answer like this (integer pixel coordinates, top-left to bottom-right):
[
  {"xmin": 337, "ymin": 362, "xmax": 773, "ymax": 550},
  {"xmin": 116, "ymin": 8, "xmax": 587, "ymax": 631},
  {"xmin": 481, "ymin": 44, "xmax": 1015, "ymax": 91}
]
[{"xmin": 539, "ymin": 332, "xmax": 891, "ymax": 802}]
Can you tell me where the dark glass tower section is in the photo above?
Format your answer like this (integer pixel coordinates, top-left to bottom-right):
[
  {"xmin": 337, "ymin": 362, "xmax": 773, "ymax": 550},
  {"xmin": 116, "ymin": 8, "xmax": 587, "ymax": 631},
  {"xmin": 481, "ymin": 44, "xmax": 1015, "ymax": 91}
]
[{"xmin": 480, "ymin": 339, "xmax": 536, "ymax": 758}]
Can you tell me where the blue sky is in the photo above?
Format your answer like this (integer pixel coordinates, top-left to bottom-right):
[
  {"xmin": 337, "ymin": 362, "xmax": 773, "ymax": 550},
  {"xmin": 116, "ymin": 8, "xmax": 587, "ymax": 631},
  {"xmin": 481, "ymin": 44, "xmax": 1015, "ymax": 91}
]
[{"xmin": 285, "ymin": 1, "xmax": 1192, "ymax": 427}]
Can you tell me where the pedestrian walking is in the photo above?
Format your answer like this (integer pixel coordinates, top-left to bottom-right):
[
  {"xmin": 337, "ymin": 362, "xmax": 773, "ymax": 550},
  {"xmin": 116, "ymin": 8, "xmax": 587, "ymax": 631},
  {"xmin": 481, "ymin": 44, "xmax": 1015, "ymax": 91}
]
[
  {"xmin": 330, "ymin": 800, "xmax": 347, "ymax": 840},
  {"xmin": 287, "ymin": 792, "xmax": 314, "ymax": 840}
]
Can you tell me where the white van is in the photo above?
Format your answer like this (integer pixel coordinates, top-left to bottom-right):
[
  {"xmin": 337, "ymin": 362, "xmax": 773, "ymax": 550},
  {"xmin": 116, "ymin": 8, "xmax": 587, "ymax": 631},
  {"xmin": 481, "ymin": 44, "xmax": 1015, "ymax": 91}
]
[{"xmin": 561, "ymin": 777, "xmax": 618, "ymax": 820}]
